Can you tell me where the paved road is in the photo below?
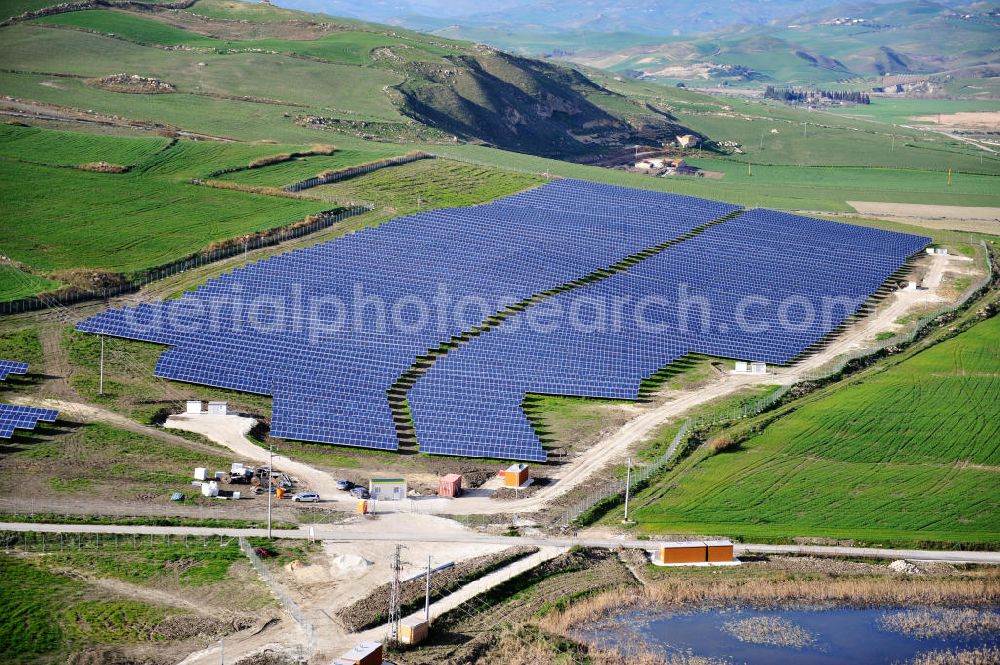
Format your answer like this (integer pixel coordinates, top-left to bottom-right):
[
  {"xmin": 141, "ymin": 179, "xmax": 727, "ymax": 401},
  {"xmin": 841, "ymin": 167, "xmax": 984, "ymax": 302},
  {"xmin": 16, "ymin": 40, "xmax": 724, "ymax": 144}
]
[{"xmin": 3, "ymin": 522, "xmax": 998, "ymax": 565}]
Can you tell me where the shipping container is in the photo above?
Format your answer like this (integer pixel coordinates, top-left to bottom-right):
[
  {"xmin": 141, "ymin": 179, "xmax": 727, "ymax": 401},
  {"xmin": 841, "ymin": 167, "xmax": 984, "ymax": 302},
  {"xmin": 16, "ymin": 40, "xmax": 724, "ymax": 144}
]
[{"xmin": 438, "ymin": 474, "xmax": 463, "ymax": 497}]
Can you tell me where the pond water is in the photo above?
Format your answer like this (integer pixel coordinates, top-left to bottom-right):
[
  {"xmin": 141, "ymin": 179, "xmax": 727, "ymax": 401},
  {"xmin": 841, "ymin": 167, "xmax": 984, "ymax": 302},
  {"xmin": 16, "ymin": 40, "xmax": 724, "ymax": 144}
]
[{"xmin": 575, "ymin": 606, "xmax": 1000, "ymax": 664}]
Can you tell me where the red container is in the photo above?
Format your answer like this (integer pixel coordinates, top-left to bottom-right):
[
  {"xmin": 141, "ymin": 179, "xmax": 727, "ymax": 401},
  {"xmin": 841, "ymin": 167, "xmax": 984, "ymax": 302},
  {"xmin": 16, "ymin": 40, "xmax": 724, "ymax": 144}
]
[{"xmin": 438, "ymin": 474, "xmax": 462, "ymax": 497}]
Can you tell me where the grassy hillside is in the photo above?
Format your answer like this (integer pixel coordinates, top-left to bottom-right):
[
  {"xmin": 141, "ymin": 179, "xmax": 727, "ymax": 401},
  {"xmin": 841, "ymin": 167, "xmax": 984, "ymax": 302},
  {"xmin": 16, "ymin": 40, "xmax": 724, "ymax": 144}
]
[
  {"xmin": 5, "ymin": 5, "xmax": 690, "ymax": 157},
  {"xmin": 623, "ymin": 315, "xmax": 1000, "ymax": 546},
  {"xmin": 1, "ymin": 0, "xmax": 997, "ymax": 302}
]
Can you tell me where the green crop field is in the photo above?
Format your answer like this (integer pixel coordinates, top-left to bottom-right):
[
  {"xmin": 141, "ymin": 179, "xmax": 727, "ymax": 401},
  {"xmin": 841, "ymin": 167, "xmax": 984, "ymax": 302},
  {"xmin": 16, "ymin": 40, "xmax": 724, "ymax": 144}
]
[
  {"xmin": 0, "ymin": 123, "xmax": 170, "ymax": 167},
  {"xmin": 826, "ymin": 98, "xmax": 1000, "ymax": 126},
  {"xmin": 214, "ymin": 146, "xmax": 404, "ymax": 187},
  {"xmin": 624, "ymin": 315, "xmax": 1000, "ymax": 546},
  {"xmin": 312, "ymin": 158, "xmax": 547, "ymax": 212},
  {"xmin": 0, "ymin": 159, "xmax": 326, "ymax": 275}
]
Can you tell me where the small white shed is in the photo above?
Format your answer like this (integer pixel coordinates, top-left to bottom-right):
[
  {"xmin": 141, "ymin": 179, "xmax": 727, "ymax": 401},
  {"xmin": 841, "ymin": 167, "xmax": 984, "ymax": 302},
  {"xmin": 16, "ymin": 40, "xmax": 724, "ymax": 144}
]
[
  {"xmin": 207, "ymin": 401, "xmax": 228, "ymax": 415},
  {"xmin": 369, "ymin": 478, "xmax": 407, "ymax": 501},
  {"xmin": 186, "ymin": 400, "xmax": 203, "ymax": 414}
]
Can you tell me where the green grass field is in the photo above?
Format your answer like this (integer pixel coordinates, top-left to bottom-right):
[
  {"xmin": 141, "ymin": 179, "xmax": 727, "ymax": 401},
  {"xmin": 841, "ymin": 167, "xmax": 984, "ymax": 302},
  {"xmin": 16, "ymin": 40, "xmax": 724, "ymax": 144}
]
[
  {"xmin": 32, "ymin": 9, "xmax": 450, "ymax": 64},
  {"xmin": 0, "ymin": 159, "xmax": 326, "ymax": 275},
  {"xmin": 215, "ymin": 146, "xmax": 404, "ymax": 187},
  {"xmin": 625, "ymin": 315, "xmax": 1000, "ymax": 546},
  {"xmin": 0, "ymin": 554, "xmax": 191, "ymax": 660},
  {"xmin": 311, "ymin": 158, "xmax": 546, "ymax": 212},
  {"xmin": 826, "ymin": 98, "xmax": 1000, "ymax": 126},
  {"xmin": 0, "ymin": 123, "xmax": 169, "ymax": 167}
]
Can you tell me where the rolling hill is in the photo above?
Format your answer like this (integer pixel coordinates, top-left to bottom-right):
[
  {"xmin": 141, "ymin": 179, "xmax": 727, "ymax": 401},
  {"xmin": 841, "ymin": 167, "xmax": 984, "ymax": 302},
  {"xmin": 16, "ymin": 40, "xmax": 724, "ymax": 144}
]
[{"xmin": 1, "ymin": 0, "xmax": 998, "ymax": 302}]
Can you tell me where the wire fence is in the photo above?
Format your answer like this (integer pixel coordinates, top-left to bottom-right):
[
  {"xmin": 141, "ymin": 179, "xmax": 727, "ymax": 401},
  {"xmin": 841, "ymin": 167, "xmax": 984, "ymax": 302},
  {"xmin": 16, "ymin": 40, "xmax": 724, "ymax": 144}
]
[
  {"xmin": 0, "ymin": 205, "xmax": 371, "ymax": 315},
  {"xmin": 284, "ymin": 152, "xmax": 433, "ymax": 192},
  {"xmin": 559, "ymin": 241, "xmax": 996, "ymax": 527},
  {"xmin": 238, "ymin": 536, "xmax": 315, "ymax": 655},
  {"xmin": 0, "ymin": 530, "xmax": 236, "ymax": 551}
]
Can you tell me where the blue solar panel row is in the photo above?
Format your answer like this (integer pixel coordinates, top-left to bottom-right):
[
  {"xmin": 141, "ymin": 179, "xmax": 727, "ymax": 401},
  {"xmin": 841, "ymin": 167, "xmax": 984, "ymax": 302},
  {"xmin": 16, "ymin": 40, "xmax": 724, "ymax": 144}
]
[
  {"xmin": 76, "ymin": 179, "xmax": 742, "ymax": 454},
  {"xmin": 0, "ymin": 404, "xmax": 59, "ymax": 439},
  {"xmin": 0, "ymin": 360, "xmax": 29, "ymax": 382},
  {"xmin": 409, "ymin": 209, "xmax": 930, "ymax": 461},
  {"xmin": 0, "ymin": 361, "xmax": 58, "ymax": 438}
]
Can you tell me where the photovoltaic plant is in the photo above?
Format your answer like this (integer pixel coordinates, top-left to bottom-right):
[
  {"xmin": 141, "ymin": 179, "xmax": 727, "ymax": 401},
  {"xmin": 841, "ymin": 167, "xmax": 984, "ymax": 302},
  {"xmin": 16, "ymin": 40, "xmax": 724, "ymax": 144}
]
[
  {"xmin": 0, "ymin": 361, "xmax": 58, "ymax": 438},
  {"xmin": 76, "ymin": 180, "xmax": 740, "ymax": 453},
  {"xmin": 76, "ymin": 180, "xmax": 928, "ymax": 461},
  {"xmin": 409, "ymin": 210, "xmax": 930, "ymax": 460}
]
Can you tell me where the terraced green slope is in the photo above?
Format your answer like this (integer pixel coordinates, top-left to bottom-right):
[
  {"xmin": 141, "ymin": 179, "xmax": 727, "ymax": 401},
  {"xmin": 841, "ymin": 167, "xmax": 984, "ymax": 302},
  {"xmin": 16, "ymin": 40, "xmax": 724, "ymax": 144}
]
[{"xmin": 628, "ymin": 315, "xmax": 1000, "ymax": 546}]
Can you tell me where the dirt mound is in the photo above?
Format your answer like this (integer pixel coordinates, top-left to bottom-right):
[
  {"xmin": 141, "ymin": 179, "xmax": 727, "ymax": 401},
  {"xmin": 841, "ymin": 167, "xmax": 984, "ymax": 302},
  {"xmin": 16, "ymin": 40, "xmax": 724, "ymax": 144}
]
[
  {"xmin": 88, "ymin": 73, "xmax": 176, "ymax": 94},
  {"xmin": 233, "ymin": 649, "xmax": 299, "ymax": 665},
  {"xmin": 77, "ymin": 161, "xmax": 129, "ymax": 173},
  {"xmin": 331, "ymin": 553, "xmax": 373, "ymax": 574}
]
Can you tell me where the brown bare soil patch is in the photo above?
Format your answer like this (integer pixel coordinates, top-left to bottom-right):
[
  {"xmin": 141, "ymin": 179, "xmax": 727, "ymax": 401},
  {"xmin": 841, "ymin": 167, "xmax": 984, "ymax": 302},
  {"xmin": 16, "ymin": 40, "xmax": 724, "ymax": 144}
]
[
  {"xmin": 909, "ymin": 112, "xmax": 1000, "ymax": 130},
  {"xmin": 848, "ymin": 201, "xmax": 1000, "ymax": 234}
]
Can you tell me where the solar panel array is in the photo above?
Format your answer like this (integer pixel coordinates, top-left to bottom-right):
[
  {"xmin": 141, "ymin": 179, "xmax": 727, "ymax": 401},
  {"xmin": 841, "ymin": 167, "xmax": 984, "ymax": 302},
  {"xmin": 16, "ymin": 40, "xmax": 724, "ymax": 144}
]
[
  {"xmin": 0, "ymin": 404, "xmax": 59, "ymax": 439},
  {"xmin": 0, "ymin": 360, "xmax": 28, "ymax": 382},
  {"xmin": 409, "ymin": 209, "xmax": 930, "ymax": 461},
  {"xmin": 76, "ymin": 180, "xmax": 741, "ymax": 453},
  {"xmin": 0, "ymin": 361, "xmax": 58, "ymax": 438}
]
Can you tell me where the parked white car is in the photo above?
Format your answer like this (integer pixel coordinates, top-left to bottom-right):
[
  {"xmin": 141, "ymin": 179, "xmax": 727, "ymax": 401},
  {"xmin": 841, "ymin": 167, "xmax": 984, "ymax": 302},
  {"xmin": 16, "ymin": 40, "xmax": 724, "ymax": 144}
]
[{"xmin": 292, "ymin": 491, "xmax": 320, "ymax": 503}]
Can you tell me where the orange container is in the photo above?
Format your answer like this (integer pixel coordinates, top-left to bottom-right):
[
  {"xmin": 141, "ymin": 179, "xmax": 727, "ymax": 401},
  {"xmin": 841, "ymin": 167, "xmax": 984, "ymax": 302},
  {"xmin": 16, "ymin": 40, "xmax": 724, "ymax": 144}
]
[
  {"xmin": 705, "ymin": 540, "xmax": 734, "ymax": 562},
  {"xmin": 658, "ymin": 541, "xmax": 707, "ymax": 564},
  {"xmin": 275, "ymin": 487, "xmax": 285, "ymax": 499}
]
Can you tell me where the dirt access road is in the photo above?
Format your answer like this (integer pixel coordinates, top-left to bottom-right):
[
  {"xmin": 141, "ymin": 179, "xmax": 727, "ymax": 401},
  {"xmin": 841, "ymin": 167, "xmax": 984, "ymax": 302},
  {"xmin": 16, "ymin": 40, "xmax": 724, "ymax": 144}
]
[{"xmin": 3, "ymin": 520, "xmax": 999, "ymax": 565}]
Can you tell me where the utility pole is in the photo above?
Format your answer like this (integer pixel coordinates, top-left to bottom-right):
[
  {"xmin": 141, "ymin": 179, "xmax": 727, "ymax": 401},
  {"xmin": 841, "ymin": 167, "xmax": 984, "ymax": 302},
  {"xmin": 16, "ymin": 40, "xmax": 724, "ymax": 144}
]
[
  {"xmin": 624, "ymin": 457, "xmax": 632, "ymax": 523},
  {"xmin": 98, "ymin": 335, "xmax": 105, "ymax": 396},
  {"xmin": 759, "ymin": 131, "xmax": 765, "ymax": 150},
  {"xmin": 947, "ymin": 168, "xmax": 952, "ymax": 186},
  {"xmin": 803, "ymin": 122, "xmax": 807, "ymax": 138},
  {"xmin": 266, "ymin": 444, "xmax": 273, "ymax": 539},
  {"xmin": 425, "ymin": 554, "xmax": 432, "ymax": 623},
  {"xmin": 891, "ymin": 134, "xmax": 895, "ymax": 152},
  {"xmin": 388, "ymin": 544, "xmax": 404, "ymax": 644}
]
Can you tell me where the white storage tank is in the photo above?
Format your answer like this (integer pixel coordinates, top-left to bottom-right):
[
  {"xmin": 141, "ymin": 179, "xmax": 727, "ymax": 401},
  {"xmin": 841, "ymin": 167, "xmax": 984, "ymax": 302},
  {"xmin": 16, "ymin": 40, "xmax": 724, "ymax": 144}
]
[{"xmin": 200, "ymin": 481, "xmax": 219, "ymax": 497}]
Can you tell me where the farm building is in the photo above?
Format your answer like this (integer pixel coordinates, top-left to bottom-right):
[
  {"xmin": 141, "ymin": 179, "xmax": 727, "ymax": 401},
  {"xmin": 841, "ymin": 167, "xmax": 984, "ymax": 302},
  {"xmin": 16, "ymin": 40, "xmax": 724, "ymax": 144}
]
[
  {"xmin": 503, "ymin": 463, "xmax": 530, "ymax": 488},
  {"xmin": 369, "ymin": 478, "xmax": 407, "ymax": 500},
  {"xmin": 438, "ymin": 473, "xmax": 462, "ymax": 497},
  {"xmin": 676, "ymin": 134, "xmax": 700, "ymax": 148}
]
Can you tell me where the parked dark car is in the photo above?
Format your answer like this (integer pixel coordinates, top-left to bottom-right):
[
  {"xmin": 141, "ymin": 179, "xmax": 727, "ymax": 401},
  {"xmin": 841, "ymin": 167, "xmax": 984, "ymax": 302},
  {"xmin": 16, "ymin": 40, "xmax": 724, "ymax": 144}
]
[
  {"xmin": 336, "ymin": 479, "xmax": 354, "ymax": 491},
  {"xmin": 350, "ymin": 486, "xmax": 370, "ymax": 499}
]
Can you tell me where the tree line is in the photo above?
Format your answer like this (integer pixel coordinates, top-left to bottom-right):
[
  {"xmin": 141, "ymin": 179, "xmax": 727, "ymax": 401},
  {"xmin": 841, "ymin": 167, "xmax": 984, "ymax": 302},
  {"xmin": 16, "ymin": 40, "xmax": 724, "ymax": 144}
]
[{"xmin": 764, "ymin": 85, "xmax": 871, "ymax": 104}]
